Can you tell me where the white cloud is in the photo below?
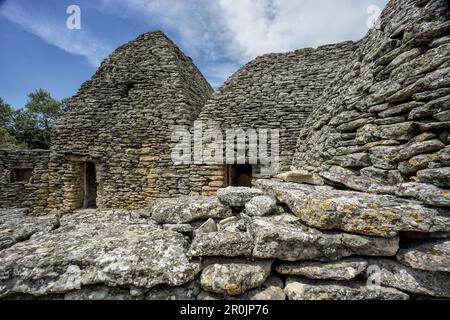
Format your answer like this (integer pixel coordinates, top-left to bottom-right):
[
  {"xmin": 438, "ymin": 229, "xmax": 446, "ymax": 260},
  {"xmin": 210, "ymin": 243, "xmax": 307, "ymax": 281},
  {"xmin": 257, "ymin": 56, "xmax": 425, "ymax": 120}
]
[{"xmin": 0, "ymin": 1, "xmax": 112, "ymax": 67}]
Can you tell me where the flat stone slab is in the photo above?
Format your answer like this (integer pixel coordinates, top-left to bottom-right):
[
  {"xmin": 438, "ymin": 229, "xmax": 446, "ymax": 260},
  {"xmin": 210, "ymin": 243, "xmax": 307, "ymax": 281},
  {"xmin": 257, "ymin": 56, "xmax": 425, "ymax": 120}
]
[
  {"xmin": 200, "ymin": 258, "xmax": 272, "ymax": 296},
  {"xmin": 248, "ymin": 215, "xmax": 399, "ymax": 261},
  {"xmin": 197, "ymin": 276, "xmax": 285, "ymax": 300},
  {"xmin": 188, "ymin": 231, "xmax": 254, "ymax": 257},
  {"xmin": 0, "ymin": 210, "xmax": 201, "ymax": 298},
  {"xmin": 276, "ymin": 259, "xmax": 368, "ymax": 280},
  {"xmin": 146, "ymin": 196, "xmax": 233, "ymax": 224},
  {"xmin": 285, "ymin": 277, "xmax": 409, "ymax": 300},
  {"xmin": 0, "ymin": 209, "xmax": 60, "ymax": 251},
  {"xmin": 255, "ymin": 179, "xmax": 450, "ymax": 237},
  {"xmin": 365, "ymin": 259, "xmax": 450, "ymax": 298},
  {"xmin": 396, "ymin": 240, "xmax": 450, "ymax": 272},
  {"xmin": 217, "ymin": 187, "xmax": 265, "ymax": 207}
]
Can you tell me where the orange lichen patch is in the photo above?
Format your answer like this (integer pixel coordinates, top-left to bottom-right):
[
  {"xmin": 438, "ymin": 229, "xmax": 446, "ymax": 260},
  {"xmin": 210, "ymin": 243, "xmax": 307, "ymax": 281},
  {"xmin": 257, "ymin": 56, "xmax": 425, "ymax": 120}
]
[{"xmin": 225, "ymin": 283, "xmax": 241, "ymax": 295}]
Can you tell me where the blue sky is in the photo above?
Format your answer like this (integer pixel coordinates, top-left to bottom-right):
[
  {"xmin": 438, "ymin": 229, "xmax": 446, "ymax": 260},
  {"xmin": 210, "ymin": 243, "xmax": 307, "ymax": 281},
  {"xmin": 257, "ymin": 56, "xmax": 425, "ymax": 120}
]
[{"xmin": 0, "ymin": 0, "xmax": 388, "ymax": 109}]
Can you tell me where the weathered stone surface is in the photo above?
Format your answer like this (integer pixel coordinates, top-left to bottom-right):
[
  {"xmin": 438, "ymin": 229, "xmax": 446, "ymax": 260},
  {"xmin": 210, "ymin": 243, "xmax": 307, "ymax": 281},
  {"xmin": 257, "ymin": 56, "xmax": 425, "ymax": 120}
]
[
  {"xmin": 188, "ymin": 231, "xmax": 254, "ymax": 257},
  {"xmin": 329, "ymin": 153, "xmax": 371, "ymax": 168},
  {"xmin": 274, "ymin": 170, "xmax": 324, "ymax": 185},
  {"xmin": 238, "ymin": 276, "xmax": 285, "ymax": 300},
  {"xmin": 369, "ymin": 139, "xmax": 444, "ymax": 170},
  {"xmin": 276, "ymin": 259, "xmax": 368, "ymax": 280},
  {"xmin": 256, "ymin": 179, "xmax": 450, "ymax": 237},
  {"xmin": 398, "ymin": 153, "xmax": 440, "ymax": 174},
  {"xmin": 249, "ymin": 215, "xmax": 399, "ymax": 261},
  {"xmin": 217, "ymin": 187, "xmax": 265, "ymax": 207},
  {"xmin": 394, "ymin": 183, "xmax": 450, "ymax": 207},
  {"xmin": 197, "ymin": 276, "xmax": 286, "ymax": 300},
  {"xmin": 0, "ymin": 209, "xmax": 59, "ymax": 251},
  {"xmin": 415, "ymin": 168, "xmax": 450, "ymax": 187},
  {"xmin": 284, "ymin": 277, "xmax": 409, "ymax": 300},
  {"xmin": 200, "ymin": 258, "xmax": 272, "ymax": 296},
  {"xmin": 0, "ymin": 211, "xmax": 202, "ymax": 298},
  {"xmin": 360, "ymin": 166, "xmax": 405, "ymax": 184},
  {"xmin": 147, "ymin": 196, "xmax": 233, "ymax": 224},
  {"xmin": 396, "ymin": 240, "xmax": 450, "ymax": 273},
  {"xmin": 145, "ymin": 280, "xmax": 200, "ymax": 300},
  {"xmin": 244, "ymin": 195, "xmax": 278, "ymax": 217},
  {"xmin": 365, "ymin": 259, "xmax": 450, "ymax": 298},
  {"xmin": 438, "ymin": 146, "xmax": 450, "ymax": 165}
]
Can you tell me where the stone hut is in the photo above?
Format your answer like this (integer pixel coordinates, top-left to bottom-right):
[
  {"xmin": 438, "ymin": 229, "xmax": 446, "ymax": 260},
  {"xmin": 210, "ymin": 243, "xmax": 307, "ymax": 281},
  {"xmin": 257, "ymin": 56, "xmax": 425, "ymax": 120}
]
[
  {"xmin": 193, "ymin": 42, "xmax": 355, "ymax": 189},
  {"xmin": 47, "ymin": 31, "xmax": 213, "ymax": 212}
]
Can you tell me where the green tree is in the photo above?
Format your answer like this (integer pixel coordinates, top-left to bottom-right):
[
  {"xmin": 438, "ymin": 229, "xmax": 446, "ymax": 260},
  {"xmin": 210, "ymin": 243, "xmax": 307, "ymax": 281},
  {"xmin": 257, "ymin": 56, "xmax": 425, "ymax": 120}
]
[
  {"xmin": 10, "ymin": 89, "xmax": 67, "ymax": 149},
  {"xmin": 0, "ymin": 98, "xmax": 25, "ymax": 149}
]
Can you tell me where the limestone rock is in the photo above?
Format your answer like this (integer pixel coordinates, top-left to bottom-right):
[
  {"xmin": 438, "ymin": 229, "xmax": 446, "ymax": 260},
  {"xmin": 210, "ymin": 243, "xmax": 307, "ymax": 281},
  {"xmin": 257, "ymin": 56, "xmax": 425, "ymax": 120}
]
[
  {"xmin": 365, "ymin": 259, "xmax": 450, "ymax": 298},
  {"xmin": 394, "ymin": 183, "xmax": 450, "ymax": 207},
  {"xmin": 396, "ymin": 240, "xmax": 450, "ymax": 273},
  {"xmin": 438, "ymin": 146, "xmax": 450, "ymax": 165},
  {"xmin": 285, "ymin": 277, "xmax": 409, "ymax": 300},
  {"xmin": 238, "ymin": 276, "xmax": 285, "ymax": 300},
  {"xmin": 0, "ymin": 209, "xmax": 60, "ymax": 251},
  {"xmin": 276, "ymin": 259, "xmax": 368, "ymax": 280},
  {"xmin": 398, "ymin": 153, "xmax": 440, "ymax": 174},
  {"xmin": 217, "ymin": 187, "xmax": 265, "ymax": 207},
  {"xmin": 0, "ymin": 210, "xmax": 202, "ymax": 298},
  {"xmin": 147, "ymin": 196, "xmax": 233, "ymax": 224},
  {"xmin": 244, "ymin": 195, "xmax": 278, "ymax": 217},
  {"xmin": 249, "ymin": 215, "xmax": 399, "ymax": 261},
  {"xmin": 200, "ymin": 258, "xmax": 272, "ymax": 295},
  {"xmin": 188, "ymin": 231, "xmax": 254, "ymax": 257},
  {"xmin": 256, "ymin": 179, "xmax": 450, "ymax": 237},
  {"xmin": 329, "ymin": 153, "xmax": 371, "ymax": 168},
  {"xmin": 415, "ymin": 168, "xmax": 450, "ymax": 187},
  {"xmin": 360, "ymin": 166, "xmax": 405, "ymax": 184},
  {"xmin": 274, "ymin": 170, "xmax": 324, "ymax": 185}
]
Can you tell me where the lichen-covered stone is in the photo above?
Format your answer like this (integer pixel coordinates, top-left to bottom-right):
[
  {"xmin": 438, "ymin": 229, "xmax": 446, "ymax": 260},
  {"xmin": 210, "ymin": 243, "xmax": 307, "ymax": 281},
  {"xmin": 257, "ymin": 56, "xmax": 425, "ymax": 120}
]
[
  {"xmin": 244, "ymin": 195, "xmax": 278, "ymax": 217},
  {"xmin": 256, "ymin": 179, "xmax": 450, "ymax": 237},
  {"xmin": 188, "ymin": 231, "xmax": 254, "ymax": 257},
  {"xmin": 147, "ymin": 196, "xmax": 233, "ymax": 224},
  {"xmin": 276, "ymin": 259, "xmax": 368, "ymax": 280},
  {"xmin": 0, "ymin": 210, "xmax": 202, "ymax": 298},
  {"xmin": 284, "ymin": 277, "xmax": 409, "ymax": 300},
  {"xmin": 0, "ymin": 208, "xmax": 59, "ymax": 251},
  {"xmin": 365, "ymin": 259, "xmax": 450, "ymax": 298},
  {"xmin": 396, "ymin": 240, "xmax": 450, "ymax": 273},
  {"xmin": 415, "ymin": 168, "xmax": 450, "ymax": 187},
  {"xmin": 217, "ymin": 187, "xmax": 265, "ymax": 207},
  {"xmin": 249, "ymin": 215, "xmax": 399, "ymax": 261},
  {"xmin": 200, "ymin": 258, "xmax": 272, "ymax": 296}
]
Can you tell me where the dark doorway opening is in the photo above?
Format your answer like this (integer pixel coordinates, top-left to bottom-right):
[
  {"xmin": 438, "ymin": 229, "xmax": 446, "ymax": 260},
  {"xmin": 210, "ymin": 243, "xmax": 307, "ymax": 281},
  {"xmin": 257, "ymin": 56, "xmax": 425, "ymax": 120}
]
[
  {"xmin": 83, "ymin": 162, "xmax": 97, "ymax": 208},
  {"xmin": 10, "ymin": 168, "xmax": 33, "ymax": 183},
  {"xmin": 227, "ymin": 164, "xmax": 253, "ymax": 187}
]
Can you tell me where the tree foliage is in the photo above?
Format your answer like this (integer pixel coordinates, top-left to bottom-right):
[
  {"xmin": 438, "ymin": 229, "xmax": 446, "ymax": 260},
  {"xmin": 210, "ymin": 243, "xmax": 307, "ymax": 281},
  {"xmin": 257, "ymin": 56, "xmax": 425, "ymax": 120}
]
[{"xmin": 0, "ymin": 90, "xmax": 68, "ymax": 150}]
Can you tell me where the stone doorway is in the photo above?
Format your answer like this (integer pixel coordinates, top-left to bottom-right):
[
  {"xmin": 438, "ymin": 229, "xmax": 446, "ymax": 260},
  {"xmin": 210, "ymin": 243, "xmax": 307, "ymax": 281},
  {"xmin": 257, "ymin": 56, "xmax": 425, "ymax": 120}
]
[
  {"xmin": 227, "ymin": 164, "xmax": 253, "ymax": 187},
  {"xmin": 83, "ymin": 162, "xmax": 97, "ymax": 208}
]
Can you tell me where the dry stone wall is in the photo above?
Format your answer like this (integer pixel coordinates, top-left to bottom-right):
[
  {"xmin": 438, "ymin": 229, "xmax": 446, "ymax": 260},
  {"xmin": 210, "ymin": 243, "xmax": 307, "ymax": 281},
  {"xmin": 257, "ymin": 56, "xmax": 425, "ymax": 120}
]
[
  {"xmin": 292, "ymin": 0, "xmax": 450, "ymax": 202},
  {"xmin": 195, "ymin": 41, "xmax": 355, "ymax": 179},
  {"xmin": 48, "ymin": 31, "xmax": 213, "ymax": 212},
  {"xmin": 0, "ymin": 150, "xmax": 49, "ymax": 213}
]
